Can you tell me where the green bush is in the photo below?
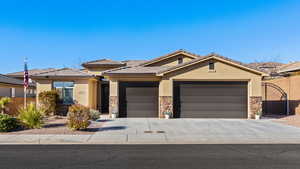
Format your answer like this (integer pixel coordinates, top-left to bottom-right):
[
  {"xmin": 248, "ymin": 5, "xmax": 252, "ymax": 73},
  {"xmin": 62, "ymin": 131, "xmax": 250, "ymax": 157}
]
[
  {"xmin": 0, "ymin": 114, "xmax": 19, "ymax": 132},
  {"xmin": 0, "ymin": 97, "xmax": 11, "ymax": 114},
  {"xmin": 18, "ymin": 103, "xmax": 44, "ymax": 129},
  {"xmin": 38, "ymin": 90, "xmax": 59, "ymax": 116},
  {"xmin": 90, "ymin": 109, "xmax": 100, "ymax": 121},
  {"xmin": 67, "ymin": 104, "xmax": 91, "ymax": 130}
]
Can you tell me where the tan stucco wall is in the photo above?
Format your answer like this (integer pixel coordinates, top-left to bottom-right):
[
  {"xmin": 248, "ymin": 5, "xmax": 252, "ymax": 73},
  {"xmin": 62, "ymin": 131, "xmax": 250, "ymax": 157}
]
[
  {"xmin": 159, "ymin": 59, "xmax": 262, "ymax": 118},
  {"xmin": 109, "ymin": 79, "xmax": 119, "ymax": 97},
  {"xmin": 88, "ymin": 79, "xmax": 98, "ymax": 109},
  {"xmin": 35, "ymin": 78, "xmax": 97, "ymax": 108},
  {"xmin": 263, "ymin": 74, "xmax": 300, "ymax": 114},
  {"xmin": 147, "ymin": 54, "xmax": 194, "ymax": 67},
  {"xmin": 0, "ymin": 87, "xmax": 11, "ymax": 97},
  {"xmin": 161, "ymin": 60, "xmax": 262, "ymax": 97},
  {"xmin": 36, "ymin": 80, "xmax": 52, "ymax": 105}
]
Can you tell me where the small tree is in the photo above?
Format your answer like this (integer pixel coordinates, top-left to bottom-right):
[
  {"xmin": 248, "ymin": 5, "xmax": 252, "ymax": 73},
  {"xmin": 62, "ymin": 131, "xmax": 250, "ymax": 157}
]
[
  {"xmin": 38, "ymin": 90, "xmax": 59, "ymax": 116},
  {"xmin": 0, "ymin": 97, "xmax": 11, "ymax": 114}
]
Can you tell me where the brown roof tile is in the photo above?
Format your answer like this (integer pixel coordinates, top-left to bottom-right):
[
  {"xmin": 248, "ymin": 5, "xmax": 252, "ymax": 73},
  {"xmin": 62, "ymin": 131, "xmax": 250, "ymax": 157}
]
[
  {"xmin": 6, "ymin": 68, "xmax": 57, "ymax": 77},
  {"xmin": 157, "ymin": 53, "xmax": 267, "ymax": 75},
  {"xmin": 278, "ymin": 61, "xmax": 300, "ymax": 73},
  {"xmin": 139, "ymin": 49, "xmax": 202, "ymax": 66},
  {"xmin": 32, "ymin": 68, "xmax": 93, "ymax": 77}
]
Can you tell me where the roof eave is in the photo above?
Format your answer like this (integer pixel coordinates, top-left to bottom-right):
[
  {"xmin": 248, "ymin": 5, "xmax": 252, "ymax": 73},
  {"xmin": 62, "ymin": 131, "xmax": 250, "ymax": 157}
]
[{"xmin": 157, "ymin": 55, "xmax": 267, "ymax": 76}]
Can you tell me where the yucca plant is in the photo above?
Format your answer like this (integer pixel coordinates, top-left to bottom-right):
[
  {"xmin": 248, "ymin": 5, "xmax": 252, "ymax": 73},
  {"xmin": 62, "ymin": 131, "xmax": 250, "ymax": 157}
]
[
  {"xmin": 0, "ymin": 97, "xmax": 11, "ymax": 114},
  {"xmin": 18, "ymin": 103, "xmax": 44, "ymax": 129}
]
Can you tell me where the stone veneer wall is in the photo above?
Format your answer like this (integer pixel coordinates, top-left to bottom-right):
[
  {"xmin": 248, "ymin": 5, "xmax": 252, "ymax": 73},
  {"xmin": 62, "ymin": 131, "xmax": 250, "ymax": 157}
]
[
  {"xmin": 250, "ymin": 96, "xmax": 262, "ymax": 118},
  {"xmin": 159, "ymin": 96, "xmax": 173, "ymax": 118},
  {"xmin": 109, "ymin": 96, "xmax": 118, "ymax": 116}
]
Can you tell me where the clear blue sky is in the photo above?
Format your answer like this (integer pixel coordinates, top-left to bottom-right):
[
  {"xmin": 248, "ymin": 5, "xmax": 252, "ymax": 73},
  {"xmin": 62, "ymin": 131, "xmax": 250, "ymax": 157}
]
[{"xmin": 0, "ymin": 0, "xmax": 300, "ymax": 73}]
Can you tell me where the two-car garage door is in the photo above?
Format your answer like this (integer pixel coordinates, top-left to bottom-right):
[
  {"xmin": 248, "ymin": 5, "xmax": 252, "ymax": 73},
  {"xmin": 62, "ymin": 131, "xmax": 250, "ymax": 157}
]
[
  {"xmin": 119, "ymin": 81, "xmax": 248, "ymax": 118},
  {"xmin": 174, "ymin": 81, "xmax": 248, "ymax": 118}
]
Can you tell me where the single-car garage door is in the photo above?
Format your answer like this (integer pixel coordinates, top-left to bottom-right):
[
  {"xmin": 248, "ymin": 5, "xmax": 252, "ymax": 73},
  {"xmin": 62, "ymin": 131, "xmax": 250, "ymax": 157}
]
[
  {"xmin": 119, "ymin": 82, "xmax": 158, "ymax": 117},
  {"xmin": 174, "ymin": 81, "xmax": 248, "ymax": 118}
]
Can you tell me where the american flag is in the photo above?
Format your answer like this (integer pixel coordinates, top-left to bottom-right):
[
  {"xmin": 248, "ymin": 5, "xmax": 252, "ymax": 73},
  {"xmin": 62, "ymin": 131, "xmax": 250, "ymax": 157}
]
[{"xmin": 24, "ymin": 58, "xmax": 29, "ymax": 88}]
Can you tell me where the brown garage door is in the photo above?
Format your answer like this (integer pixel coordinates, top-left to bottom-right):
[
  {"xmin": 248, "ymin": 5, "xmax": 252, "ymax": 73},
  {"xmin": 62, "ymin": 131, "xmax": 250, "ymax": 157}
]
[
  {"xmin": 174, "ymin": 82, "xmax": 248, "ymax": 118},
  {"xmin": 119, "ymin": 82, "xmax": 158, "ymax": 117}
]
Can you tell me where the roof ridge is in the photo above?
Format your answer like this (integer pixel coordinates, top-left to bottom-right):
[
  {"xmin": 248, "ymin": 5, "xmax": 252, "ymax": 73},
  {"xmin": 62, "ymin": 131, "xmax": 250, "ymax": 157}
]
[
  {"xmin": 138, "ymin": 49, "xmax": 202, "ymax": 66},
  {"xmin": 156, "ymin": 53, "xmax": 266, "ymax": 75}
]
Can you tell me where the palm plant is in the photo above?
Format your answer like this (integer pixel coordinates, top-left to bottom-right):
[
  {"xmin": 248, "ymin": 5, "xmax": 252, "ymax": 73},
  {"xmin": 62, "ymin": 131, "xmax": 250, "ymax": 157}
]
[{"xmin": 18, "ymin": 103, "xmax": 43, "ymax": 129}]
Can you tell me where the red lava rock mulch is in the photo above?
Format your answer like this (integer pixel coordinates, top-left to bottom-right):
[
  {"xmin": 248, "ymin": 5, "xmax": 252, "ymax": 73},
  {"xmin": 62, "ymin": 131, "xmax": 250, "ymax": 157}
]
[{"xmin": 0, "ymin": 116, "xmax": 105, "ymax": 135}]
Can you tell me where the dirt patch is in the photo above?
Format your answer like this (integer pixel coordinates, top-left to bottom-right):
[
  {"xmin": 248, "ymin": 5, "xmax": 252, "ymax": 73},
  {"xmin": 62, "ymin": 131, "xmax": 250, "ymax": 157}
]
[
  {"xmin": 0, "ymin": 116, "xmax": 104, "ymax": 135},
  {"xmin": 272, "ymin": 115, "xmax": 300, "ymax": 128}
]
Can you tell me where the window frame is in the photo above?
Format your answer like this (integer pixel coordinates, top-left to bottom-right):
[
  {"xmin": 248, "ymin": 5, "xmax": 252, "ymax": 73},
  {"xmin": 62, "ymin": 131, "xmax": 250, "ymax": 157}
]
[
  {"xmin": 52, "ymin": 81, "xmax": 75, "ymax": 105},
  {"xmin": 178, "ymin": 57, "xmax": 183, "ymax": 64},
  {"xmin": 209, "ymin": 61, "xmax": 215, "ymax": 71}
]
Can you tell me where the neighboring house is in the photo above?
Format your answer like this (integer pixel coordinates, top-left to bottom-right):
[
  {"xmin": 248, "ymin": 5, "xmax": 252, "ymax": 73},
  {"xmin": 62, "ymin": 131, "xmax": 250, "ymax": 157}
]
[
  {"xmin": 6, "ymin": 68, "xmax": 57, "ymax": 79},
  {"xmin": 262, "ymin": 62, "xmax": 300, "ymax": 115},
  {"xmin": 6, "ymin": 68, "xmax": 56, "ymax": 97},
  {"xmin": 0, "ymin": 74, "xmax": 35, "ymax": 97},
  {"xmin": 31, "ymin": 50, "xmax": 266, "ymax": 119}
]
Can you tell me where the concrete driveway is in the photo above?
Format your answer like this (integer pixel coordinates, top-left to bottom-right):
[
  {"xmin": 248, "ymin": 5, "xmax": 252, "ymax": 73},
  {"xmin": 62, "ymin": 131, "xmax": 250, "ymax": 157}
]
[{"xmin": 90, "ymin": 118, "xmax": 300, "ymax": 144}]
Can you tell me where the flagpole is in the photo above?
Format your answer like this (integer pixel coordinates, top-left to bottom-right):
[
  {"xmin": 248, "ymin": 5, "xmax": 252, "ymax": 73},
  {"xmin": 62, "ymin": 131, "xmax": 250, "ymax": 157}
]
[
  {"xmin": 24, "ymin": 87, "xmax": 27, "ymax": 108},
  {"xmin": 24, "ymin": 57, "xmax": 28, "ymax": 108}
]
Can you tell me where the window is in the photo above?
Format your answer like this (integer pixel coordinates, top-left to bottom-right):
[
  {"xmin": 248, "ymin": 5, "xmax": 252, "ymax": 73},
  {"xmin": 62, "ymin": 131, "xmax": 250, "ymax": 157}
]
[
  {"xmin": 209, "ymin": 61, "xmax": 215, "ymax": 70},
  {"xmin": 53, "ymin": 81, "xmax": 74, "ymax": 104},
  {"xmin": 178, "ymin": 57, "xmax": 183, "ymax": 64}
]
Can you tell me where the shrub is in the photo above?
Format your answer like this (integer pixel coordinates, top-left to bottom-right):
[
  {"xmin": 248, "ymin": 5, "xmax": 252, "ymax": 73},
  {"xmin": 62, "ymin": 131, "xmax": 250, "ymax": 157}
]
[
  {"xmin": 0, "ymin": 97, "xmax": 11, "ymax": 114},
  {"xmin": 38, "ymin": 90, "xmax": 59, "ymax": 116},
  {"xmin": 0, "ymin": 114, "xmax": 19, "ymax": 132},
  {"xmin": 67, "ymin": 104, "xmax": 91, "ymax": 130},
  {"xmin": 18, "ymin": 103, "xmax": 44, "ymax": 129},
  {"xmin": 90, "ymin": 109, "xmax": 100, "ymax": 121}
]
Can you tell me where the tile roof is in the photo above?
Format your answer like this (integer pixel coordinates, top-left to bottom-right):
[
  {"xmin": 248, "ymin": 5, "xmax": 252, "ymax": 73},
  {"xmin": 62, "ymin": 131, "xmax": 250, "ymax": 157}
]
[
  {"xmin": 32, "ymin": 68, "xmax": 94, "ymax": 77},
  {"xmin": 156, "ymin": 53, "xmax": 266, "ymax": 75},
  {"xmin": 103, "ymin": 52, "xmax": 267, "ymax": 76},
  {"xmin": 247, "ymin": 62, "xmax": 285, "ymax": 74},
  {"xmin": 121, "ymin": 60, "xmax": 147, "ymax": 66},
  {"xmin": 6, "ymin": 68, "xmax": 57, "ymax": 77},
  {"xmin": 139, "ymin": 49, "xmax": 202, "ymax": 66},
  {"xmin": 0, "ymin": 74, "xmax": 26, "ymax": 86},
  {"xmin": 82, "ymin": 59, "xmax": 126, "ymax": 67},
  {"xmin": 278, "ymin": 61, "xmax": 300, "ymax": 73},
  {"xmin": 103, "ymin": 66, "xmax": 170, "ymax": 75}
]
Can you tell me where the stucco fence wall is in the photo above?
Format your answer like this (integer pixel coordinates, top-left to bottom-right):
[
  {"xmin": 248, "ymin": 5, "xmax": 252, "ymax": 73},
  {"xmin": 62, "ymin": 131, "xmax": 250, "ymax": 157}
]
[
  {"xmin": 0, "ymin": 97, "xmax": 36, "ymax": 116},
  {"xmin": 263, "ymin": 75, "xmax": 300, "ymax": 115}
]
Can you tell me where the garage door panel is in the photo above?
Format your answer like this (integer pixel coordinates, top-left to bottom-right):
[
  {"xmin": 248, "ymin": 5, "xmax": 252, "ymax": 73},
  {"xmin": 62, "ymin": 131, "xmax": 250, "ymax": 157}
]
[
  {"xmin": 180, "ymin": 111, "xmax": 245, "ymax": 118},
  {"xmin": 120, "ymin": 82, "xmax": 158, "ymax": 118},
  {"xmin": 176, "ymin": 82, "xmax": 248, "ymax": 118},
  {"xmin": 181, "ymin": 96, "xmax": 247, "ymax": 102}
]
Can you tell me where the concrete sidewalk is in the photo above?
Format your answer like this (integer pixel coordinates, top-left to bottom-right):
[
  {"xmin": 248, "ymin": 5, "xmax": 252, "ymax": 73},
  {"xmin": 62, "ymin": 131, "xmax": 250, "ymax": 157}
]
[{"xmin": 2, "ymin": 118, "xmax": 300, "ymax": 144}]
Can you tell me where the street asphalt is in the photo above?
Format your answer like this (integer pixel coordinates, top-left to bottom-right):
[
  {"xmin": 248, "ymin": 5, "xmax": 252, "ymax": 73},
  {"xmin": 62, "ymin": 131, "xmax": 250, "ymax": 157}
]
[{"xmin": 0, "ymin": 145, "xmax": 300, "ymax": 169}]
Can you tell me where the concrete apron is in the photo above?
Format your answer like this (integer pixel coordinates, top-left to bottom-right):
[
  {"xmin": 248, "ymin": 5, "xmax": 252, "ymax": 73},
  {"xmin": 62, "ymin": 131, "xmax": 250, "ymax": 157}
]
[{"xmin": 1, "ymin": 118, "xmax": 300, "ymax": 144}]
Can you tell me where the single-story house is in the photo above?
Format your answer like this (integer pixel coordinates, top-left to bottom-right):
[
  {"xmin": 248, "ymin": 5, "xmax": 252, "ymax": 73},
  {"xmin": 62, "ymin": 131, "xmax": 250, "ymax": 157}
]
[
  {"xmin": 0, "ymin": 74, "xmax": 35, "ymax": 97},
  {"xmin": 31, "ymin": 50, "xmax": 267, "ymax": 119}
]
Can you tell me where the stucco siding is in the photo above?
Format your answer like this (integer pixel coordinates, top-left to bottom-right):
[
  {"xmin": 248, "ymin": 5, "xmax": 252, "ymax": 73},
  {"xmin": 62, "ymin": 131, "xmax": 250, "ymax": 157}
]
[
  {"xmin": 36, "ymin": 80, "xmax": 52, "ymax": 105},
  {"xmin": 162, "ymin": 60, "xmax": 262, "ymax": 97},
  {"xmin": 74, "ymin": 79, "xmax": 89, "ymax": 107},
  {"xmin": 0, "ymin": 87, "xmax": 11, "ymax": 97}
]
